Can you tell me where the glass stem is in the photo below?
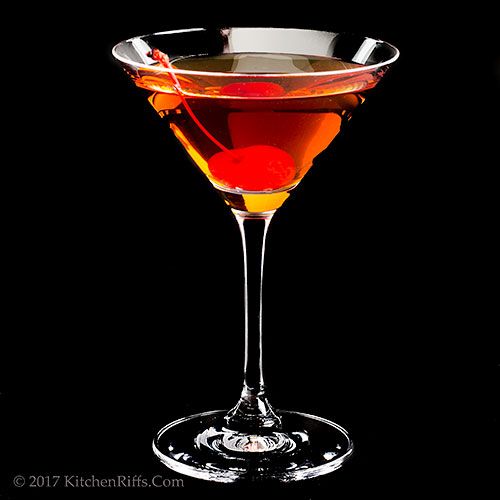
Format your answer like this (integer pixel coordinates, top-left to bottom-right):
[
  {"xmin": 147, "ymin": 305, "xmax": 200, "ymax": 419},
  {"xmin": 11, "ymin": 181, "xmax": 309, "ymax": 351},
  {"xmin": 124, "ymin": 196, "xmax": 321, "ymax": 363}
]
[{"xmin": 225, "ymin": 209, "xmax": 282, "ymax": 432}]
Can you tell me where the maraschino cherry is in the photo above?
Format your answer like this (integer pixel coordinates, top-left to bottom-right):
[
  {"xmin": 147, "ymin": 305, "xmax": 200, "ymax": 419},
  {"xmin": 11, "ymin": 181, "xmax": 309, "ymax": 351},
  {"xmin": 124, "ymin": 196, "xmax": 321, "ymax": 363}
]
[
  {"xmin": 220, "ymin": 82, "xmax": 286, "ymax": 98},
  {"xmin": 150, "ymin": 49, "xmax": 296, "ymax": 191},
  {"xmin": 209, "ymin": 145, "xmax": 295, "ymax": 191}
]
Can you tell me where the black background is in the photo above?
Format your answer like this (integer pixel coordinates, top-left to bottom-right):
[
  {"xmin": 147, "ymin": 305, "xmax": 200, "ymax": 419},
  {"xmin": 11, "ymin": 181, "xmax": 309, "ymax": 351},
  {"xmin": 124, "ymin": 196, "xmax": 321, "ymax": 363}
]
[{"xmin": 1, "ymin": 4, "xmax": 498, "ymax": 499}]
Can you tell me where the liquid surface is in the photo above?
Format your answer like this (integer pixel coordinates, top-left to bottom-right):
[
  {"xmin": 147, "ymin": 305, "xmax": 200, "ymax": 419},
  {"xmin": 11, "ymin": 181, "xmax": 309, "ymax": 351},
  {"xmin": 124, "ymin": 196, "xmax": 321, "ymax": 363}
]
[
  {"xmin": 140, "ymin": 53, "xmax": 370, "ymax": 212},
  {"xmin": 172, "ymin": 53, "xmax": 361, "ymax": 74}
]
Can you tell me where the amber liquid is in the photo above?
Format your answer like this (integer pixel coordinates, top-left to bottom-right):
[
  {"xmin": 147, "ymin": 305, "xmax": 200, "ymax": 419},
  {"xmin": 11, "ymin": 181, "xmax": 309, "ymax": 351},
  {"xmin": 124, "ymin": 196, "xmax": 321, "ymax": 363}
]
[{"xmin": 143, "ymin": 53, "xmax": 369, "ymax": 212}]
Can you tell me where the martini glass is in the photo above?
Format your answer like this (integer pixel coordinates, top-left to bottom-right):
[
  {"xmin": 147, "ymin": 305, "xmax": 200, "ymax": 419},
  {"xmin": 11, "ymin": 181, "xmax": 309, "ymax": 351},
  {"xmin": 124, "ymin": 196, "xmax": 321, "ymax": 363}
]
[{"xmin": 112, "ymin": 27, "xmax": 399, "ymax": 482}]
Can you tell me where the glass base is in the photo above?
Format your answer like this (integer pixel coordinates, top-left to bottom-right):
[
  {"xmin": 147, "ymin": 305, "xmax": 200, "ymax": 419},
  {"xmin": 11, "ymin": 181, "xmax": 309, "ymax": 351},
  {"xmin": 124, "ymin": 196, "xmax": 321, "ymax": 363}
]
[{"xmin": 153, "ymin": 409, "xmax": 353, "ymax": 482}]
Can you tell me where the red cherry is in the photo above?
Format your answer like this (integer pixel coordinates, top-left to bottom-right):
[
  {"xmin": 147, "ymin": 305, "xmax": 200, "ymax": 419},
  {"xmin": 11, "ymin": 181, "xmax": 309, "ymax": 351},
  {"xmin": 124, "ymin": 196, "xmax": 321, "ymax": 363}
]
[
  {"xmin": 208, "ymin": 145, "xmax": 296, "ymax": 191},
  {"xmin": 221, "ymin": 82, "xmax": 286, "ymax": 97}
]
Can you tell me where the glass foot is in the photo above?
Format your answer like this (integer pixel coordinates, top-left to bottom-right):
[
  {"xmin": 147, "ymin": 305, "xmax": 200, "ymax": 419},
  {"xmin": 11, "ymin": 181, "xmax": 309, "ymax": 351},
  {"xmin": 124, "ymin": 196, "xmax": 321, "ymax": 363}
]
[{"xmin": 153, "ymin": 409, "xmax": 353, "ymax": 482}]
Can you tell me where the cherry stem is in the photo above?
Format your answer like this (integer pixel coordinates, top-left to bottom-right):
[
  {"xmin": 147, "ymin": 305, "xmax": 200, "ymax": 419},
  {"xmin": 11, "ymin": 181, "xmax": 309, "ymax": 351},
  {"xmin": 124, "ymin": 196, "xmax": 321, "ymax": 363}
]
[{"xmin": 150, "ymin": 48, "xmax": 234, "ymax": 156}]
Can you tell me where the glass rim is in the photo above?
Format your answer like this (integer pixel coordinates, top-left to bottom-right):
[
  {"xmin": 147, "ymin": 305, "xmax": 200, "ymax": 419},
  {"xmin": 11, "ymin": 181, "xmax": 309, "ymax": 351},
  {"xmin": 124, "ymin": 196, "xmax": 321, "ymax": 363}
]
[{"xmin": 112, "ymin": 27, "xmax": 400, "ymax": 78}]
